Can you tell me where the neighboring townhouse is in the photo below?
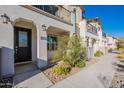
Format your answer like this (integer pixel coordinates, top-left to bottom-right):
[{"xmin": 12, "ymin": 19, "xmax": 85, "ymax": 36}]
[
  {"xmin": 79, "ymin": 18, "xmax": 99, "ymax": 59},
  {"xmin": 79, "ymin": 17, "xmax": 108, "ymax": 59},
  {"xmin": 102, "ymin": 32, "xmax": 108, "ymax": 54},
  {"xmin": 107, "ymin": 35, "xmax": 117, "ymax": 50},
  {"xmin": 0, "ymin": 5, "xmax": 84, "ymax": 78}
]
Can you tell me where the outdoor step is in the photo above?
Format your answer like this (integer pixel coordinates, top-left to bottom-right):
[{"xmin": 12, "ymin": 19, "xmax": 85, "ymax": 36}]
[{"xmin": 15, "ymin": 62, "xmax": 38, "ymax": 75}]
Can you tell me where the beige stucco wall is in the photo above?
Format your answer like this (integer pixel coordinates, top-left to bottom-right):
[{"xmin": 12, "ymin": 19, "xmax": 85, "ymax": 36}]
[{"xmin": 0, "ymin": 5, "xmax": 74, "ymax": 76}]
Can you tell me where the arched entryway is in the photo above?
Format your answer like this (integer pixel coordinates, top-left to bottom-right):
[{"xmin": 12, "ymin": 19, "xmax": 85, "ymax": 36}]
[
  {"xmin": 13, "ymin": 18, "xmax": 38, "ymax": 74},
  {"xmin": 86, "ymin": 37, "xmax": 97, "ymax": 59}
]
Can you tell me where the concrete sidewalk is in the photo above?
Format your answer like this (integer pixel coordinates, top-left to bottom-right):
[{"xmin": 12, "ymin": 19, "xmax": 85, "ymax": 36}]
[
  {"xmin": 14, "ymin": 70, "xmax": 53, "ymax": 88},
  {"xmin": 51, "ymin": 53, "xmax": 118, "ymax": 88}
]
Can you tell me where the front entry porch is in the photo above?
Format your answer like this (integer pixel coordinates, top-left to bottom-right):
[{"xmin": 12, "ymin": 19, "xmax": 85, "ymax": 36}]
[
  {"xmin": 13, "ymin": 63, "xmax": 53, "ymax": 87},
  {"xmin": 13, "ymin": 20, "xmax": 38, "ymax": 77},
  {"xmin": 12, "ymin": 19, "xmax": 53, "ymax": 87},
  {"xmin": 47, "ymin": 26, "xmax": 70, "ymax": 61},
  {"xmin": 86, "ymin": 36, "xmax": 98, "ymax": 59}
]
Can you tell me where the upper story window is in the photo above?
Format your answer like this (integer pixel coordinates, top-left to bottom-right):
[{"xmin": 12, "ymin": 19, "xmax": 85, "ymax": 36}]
[{"xmin": 33, "ymin": 5, "xmax": 59, "ymax": 16}]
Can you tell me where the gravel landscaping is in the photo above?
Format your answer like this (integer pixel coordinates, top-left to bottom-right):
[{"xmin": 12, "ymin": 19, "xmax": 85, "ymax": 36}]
[
  {"xmin": 110, "ymin": 71, "xmax": 124, "ymax": 88},
  {"xmin": 43, "ymin": 58, "xmax": 98, "ymax": 84},
  {"xmin": 110, "ymin": 58, "xmax": 124, "ymax": 88}
]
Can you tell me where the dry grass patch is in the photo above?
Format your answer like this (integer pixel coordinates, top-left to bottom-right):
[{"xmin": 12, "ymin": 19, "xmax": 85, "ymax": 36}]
[{"xmin": 117, "ymin": 53, "xmax": 124, "ymax": 59}]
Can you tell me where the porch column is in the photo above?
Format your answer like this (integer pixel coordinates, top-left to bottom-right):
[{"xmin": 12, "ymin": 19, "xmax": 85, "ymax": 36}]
[
  {"xmin": 94, "ymin": 40, "xmax": 99, "ymax": 54},
  {"xmin": 37, "ymin": 24, "xmax": 48, "ymax": 69},
  {"xmin": 89, "ymin": 37, "xmax": 92, "ymax": 47}
]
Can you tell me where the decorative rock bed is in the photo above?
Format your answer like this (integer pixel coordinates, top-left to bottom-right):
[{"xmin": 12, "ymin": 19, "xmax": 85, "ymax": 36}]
[
  {"xmin": 43, "ymin": 58, "xmax": 98, "ymax": 84},
  {"xmin": 110, "ymin": 71, "xmax": 124, "ymax": 88},
  {"xmin": 110, "ymin": 58, "xmax": 124, "ymax": 88}
]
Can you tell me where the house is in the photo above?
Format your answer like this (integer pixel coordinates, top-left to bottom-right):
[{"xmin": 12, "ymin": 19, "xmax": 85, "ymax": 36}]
[
  {"xmin": 0, "ymin": 5, "xmax": 84, "ymax": 78},
  {"xmin": 107, "ymin": 35, "xmax": 117, "ymax": 50},
  {"xmin": 79, "ymin": 17, "xmax": 108, "ymax": 59},
  {"xmin": 79, "ymin": 18, "xmax": 99, "ymax": 59}
]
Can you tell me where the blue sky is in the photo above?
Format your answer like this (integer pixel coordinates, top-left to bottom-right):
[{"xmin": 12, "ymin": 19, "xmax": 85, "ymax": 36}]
[{"xmin": 83, "ymin": 5, "xmax": 124, "ymax": 38}]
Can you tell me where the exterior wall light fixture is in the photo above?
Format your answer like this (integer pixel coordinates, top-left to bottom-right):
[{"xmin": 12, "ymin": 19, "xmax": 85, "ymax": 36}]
[
  {"xmin": 1, "ymin": 13, "xmax": 11, "ymax": 24},
  {"xmin": 42, "ymin": 24, "xmax": 47, "ymax": 31}
]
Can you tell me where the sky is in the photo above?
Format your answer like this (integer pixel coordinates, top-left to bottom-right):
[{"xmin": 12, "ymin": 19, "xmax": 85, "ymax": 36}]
[{"xmin": 83, "ymin": 5, "xmax": 124, "ymax": 38}]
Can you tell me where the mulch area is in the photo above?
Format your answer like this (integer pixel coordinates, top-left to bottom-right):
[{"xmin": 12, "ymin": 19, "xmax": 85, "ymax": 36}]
[{"xmin": 43, "ymin": 58, "xmax": 99, "ymax": 84}]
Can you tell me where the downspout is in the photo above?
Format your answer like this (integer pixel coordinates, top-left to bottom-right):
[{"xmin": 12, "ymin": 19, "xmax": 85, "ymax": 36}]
[
  {"xmin": 73, "ymin": 7, "xmax": 77, "ymax": 35},
  {"xmin": 0, "ymin": 47, "xmax": 2, "ymax": 79}
]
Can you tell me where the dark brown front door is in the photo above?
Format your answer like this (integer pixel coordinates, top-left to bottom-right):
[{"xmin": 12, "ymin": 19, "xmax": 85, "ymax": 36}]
[{"xmin": 14, "ymin": 27, "xmax": 32, "ymax": 63}]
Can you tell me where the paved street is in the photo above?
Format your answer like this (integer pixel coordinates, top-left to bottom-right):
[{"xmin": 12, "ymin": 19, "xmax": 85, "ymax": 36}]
[{"xmin": 51, "ymin": 53, "xmax": 118, "ymax": 88}]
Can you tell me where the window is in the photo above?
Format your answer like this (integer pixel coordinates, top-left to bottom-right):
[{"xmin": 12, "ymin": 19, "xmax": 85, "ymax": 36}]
[
  {"xmin": 33, "ymin": 5, "xmax": 59, "ymax": 16},
  {"xmin": 47, "ymin": 36, "xmax": 57, "ymax": 51},
  {"xmin": 19, "ymin": 31, "xmax": 28, "ymax": 47}
]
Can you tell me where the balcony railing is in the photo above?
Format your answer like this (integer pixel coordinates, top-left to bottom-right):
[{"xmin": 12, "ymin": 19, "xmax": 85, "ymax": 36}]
[
  {"xmin": 87, "ymin": 24, "xmax": 97, "ymax": 35},
  {"xmin": 32, "ymin": 5, "xmax": 71, "ymax": 23}
]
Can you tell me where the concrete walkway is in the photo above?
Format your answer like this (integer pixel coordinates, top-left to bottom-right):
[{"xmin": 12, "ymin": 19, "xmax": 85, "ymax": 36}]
[
  {"xmin": 51, "ymin": 53, "xmax": 118, "ymax": 88},
  {"xmin": 14, "ymin": 70, "xmax": 53, "ymax": 88}
]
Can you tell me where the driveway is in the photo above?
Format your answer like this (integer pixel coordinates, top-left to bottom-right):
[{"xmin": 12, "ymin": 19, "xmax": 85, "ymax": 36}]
[{"xmin": 51, "ymin": 53, "xmax": 118, "ymax": 88}]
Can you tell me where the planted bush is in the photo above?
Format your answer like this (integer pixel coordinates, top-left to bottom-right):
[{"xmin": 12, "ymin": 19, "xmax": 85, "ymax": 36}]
[
  {"xmin": 94, "ymin": 50, "xmax": 103, "ymax": 57},
  {"xmin": 75, "ymin": 60, "xmax": 85, "ymax": 68},
  {"xmin": 63, "ymin": 35, "xmax": 86, "ymax": 68},
  {"xmin": 51, "ymin": 36, "xmax": 69, "ymax": 63},
  {"xmin": 54, "ymin": 64, "xmax": 71, "ymax": 75}
]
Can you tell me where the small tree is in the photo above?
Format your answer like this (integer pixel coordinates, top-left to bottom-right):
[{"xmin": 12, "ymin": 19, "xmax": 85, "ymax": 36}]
[
  {"xmin": 63, "ymin": 35, "xmax": 85, "ymax": 67},
  {"xmin": 51, "ymin": 36, "xmax": 69, "ymax": 63}
]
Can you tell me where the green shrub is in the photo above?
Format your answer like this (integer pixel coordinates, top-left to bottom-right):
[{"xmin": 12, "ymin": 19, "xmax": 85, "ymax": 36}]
[
  {"xmin": 54, "ymin": 64, "xmax": 71, "ymax": 75},
  {"xmin": 51, "ymin": 36, "xmax": 69, "ymax": 63},
  {"xmin": 75, "ymin": 60, "xmax": 85, "ymax": 68},
  {"xmin": 94, "ymin": 50, "xmax": 103, "ymax": 57},
  {"xmin": 63, "ymin": 35, "xmax": 84, "ymax": 67},
  {"xmin": 51, "ymin": 49, "xmax": 63, "ymax": 63}
]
